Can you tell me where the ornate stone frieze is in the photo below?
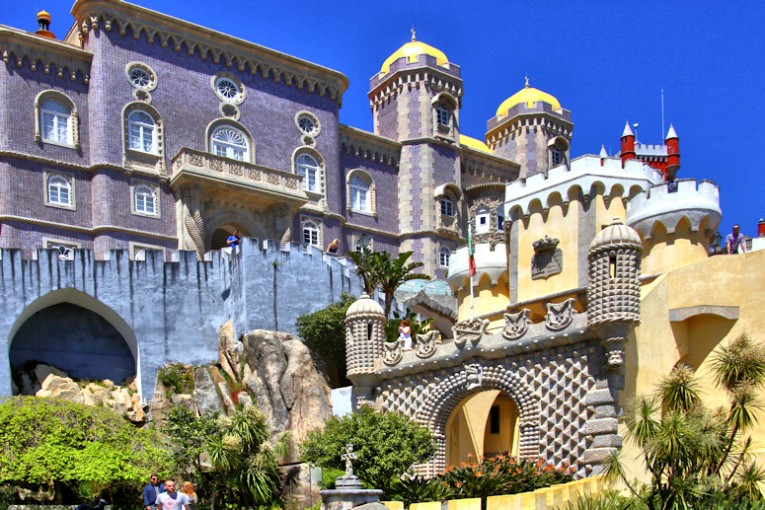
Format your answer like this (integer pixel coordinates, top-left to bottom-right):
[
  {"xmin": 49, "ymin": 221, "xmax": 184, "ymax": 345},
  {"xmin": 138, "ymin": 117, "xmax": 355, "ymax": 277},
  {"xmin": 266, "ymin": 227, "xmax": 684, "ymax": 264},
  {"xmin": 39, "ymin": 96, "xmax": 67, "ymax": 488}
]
[
  {"xmin": 382, "ymin": 339, "xmax": 403, "ymax": 366},
  {"xmin": 415, "ymin": 330, "xmax": 438, "ymax": 359},
  {"xmin": 502, "ymin": 309, "xmax": 530, "ymax": 340},
  {"xmin": 545, "ymin": 298, "xmax": 577, "ymax": 331},
  {"xmin": 0, "ymin": 29, "xmax": 92, "ymax": 84},
  {"xmin": 452, "ymin": 318, "xmax": 489, "ymax": 348}
]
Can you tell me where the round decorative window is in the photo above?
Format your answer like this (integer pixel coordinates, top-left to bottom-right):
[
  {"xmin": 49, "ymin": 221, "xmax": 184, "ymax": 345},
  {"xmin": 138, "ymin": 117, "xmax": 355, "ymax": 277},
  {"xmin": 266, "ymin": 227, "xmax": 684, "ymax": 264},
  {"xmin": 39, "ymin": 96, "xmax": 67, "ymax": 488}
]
[
  {"xmin": 125, "ymin": 62, "xmax": 157, "ymax": 91},
  {"xmin": 295, "ymin": 111, "xmax": 321, "ymax": 137},
  {"xmin": 212, "ymin": 74, "xmax": 246, "ymax": 104}
]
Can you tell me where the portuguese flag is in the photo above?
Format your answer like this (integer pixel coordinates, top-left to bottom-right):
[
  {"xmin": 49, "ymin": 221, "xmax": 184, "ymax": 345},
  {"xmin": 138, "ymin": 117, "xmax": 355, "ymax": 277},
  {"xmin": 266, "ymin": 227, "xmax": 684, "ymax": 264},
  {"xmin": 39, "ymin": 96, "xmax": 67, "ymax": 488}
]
[{"xmin": 467, "ymin": 227, "xmax": 476, "ymax": 277}]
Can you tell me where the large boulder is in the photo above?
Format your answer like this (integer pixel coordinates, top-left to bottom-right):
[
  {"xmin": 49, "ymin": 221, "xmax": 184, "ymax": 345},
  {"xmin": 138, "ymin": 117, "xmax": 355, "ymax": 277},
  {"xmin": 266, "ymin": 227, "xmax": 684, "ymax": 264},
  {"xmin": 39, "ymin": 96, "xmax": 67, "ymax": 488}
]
[
  {"xmin": 193, "ymin": 367, "xmax": 224, "ymax": 415},
  {"xmin": 37, "ymin": 374, "xmax": 83, "ymax": 403}
]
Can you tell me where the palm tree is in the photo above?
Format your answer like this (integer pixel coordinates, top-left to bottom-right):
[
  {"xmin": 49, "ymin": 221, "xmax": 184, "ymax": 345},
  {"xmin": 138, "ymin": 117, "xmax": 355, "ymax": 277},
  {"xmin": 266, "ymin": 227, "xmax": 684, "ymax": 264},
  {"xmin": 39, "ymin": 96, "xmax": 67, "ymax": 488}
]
[
  {"xmin": 348, "ymin": 249, "xmax": 430, "ymax": 319},
  {"xmin": 605, "ymin": 334, "xmax": 765, "ymax": 508}
]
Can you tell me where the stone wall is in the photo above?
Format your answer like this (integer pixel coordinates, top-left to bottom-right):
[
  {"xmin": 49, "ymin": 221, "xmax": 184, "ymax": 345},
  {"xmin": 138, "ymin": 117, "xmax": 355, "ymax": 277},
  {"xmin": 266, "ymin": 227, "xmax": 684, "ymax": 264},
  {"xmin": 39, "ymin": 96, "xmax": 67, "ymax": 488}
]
[{"xmin": 0, "ymin": 238, "xmax": 362, "ymax": 401}]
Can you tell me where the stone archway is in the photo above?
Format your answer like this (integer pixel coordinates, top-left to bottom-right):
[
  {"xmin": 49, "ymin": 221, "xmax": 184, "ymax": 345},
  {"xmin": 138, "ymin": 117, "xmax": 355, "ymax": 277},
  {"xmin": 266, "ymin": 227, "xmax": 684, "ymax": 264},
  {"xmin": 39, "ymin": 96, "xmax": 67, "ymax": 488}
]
[
  {"xmin": 416, "ymin": 364, "xmax": 540, "ymax": 477},
  {"xmin": 7, "ymin": 289, "xmax": 140, "ymax": 394},
  {"xmin": 204, "ymin": 210, "xmax": 268, "ymax": 251}
]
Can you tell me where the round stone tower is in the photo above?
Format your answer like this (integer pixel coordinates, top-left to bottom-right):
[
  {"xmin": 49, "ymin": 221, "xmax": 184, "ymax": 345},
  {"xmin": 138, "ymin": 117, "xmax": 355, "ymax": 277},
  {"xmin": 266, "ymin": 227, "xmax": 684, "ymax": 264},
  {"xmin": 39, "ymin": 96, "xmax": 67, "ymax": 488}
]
[
  {"xmin": 587, "ymin": 218, "xmax": 642, "ymax": 370},
  {"xmin": 345, "ymin": 293, "xmax": 385, "ymax": 407}
]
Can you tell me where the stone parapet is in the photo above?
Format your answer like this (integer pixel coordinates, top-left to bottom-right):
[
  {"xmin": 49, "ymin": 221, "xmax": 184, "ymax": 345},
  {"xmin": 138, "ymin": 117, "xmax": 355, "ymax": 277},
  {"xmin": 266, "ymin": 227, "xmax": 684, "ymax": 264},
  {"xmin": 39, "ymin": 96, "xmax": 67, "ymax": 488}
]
[
  {"xmin": 447, "ymin": 243, "xmax": 507, "ymax": 289},
  {"xmin": 626, "ymin": 178, "xmax": 721, "ymax": 238}
]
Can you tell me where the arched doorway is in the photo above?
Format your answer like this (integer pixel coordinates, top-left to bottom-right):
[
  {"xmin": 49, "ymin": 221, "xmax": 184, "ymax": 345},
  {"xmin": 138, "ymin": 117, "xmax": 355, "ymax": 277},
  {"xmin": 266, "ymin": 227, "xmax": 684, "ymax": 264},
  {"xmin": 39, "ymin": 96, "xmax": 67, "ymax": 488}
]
[
  {"xmin": 7, "ymin": 289, "xmax": 139, "ymax": 393},
  {"xmin": 446, "ymin": 390, "xmax": 520, "ymax": 466}
]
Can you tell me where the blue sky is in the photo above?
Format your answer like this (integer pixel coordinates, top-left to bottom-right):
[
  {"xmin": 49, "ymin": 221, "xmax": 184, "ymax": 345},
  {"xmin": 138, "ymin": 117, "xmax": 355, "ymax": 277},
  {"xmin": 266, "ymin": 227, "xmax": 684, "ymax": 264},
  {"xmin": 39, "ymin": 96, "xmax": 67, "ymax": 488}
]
[{"xmin": 4, "ymin": 1, "xmax": 764, "ymax": 238}]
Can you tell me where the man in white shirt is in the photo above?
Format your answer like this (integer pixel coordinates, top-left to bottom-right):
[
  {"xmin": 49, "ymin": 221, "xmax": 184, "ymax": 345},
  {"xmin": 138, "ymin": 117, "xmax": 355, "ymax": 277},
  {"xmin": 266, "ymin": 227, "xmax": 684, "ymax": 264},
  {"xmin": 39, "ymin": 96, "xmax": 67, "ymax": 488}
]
[{"xmin": 155, "ymin": 480, "xmax": 190, "ymax": 510}]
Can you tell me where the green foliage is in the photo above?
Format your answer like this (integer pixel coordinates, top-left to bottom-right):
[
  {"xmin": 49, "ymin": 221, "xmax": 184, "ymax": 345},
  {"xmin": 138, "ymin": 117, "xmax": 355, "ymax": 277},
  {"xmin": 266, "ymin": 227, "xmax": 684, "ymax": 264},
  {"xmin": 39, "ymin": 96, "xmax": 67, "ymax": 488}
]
[
  {"xmin": 384, "ymin": 309, "xmax": 434, "ymax": 343},
  {"xmin": 438, "ymin": 455, "xmax": 573, "ymax": 500},
  {"xmin": 0, "ymin": 396, "xmax": 172, "ymax": 502},
  {"xmin": 563, "ymin": 490, "xmax": 643, "ymax": 510},
  {"xmin": 388, "ymin": 475, "xmax": 455, "ymax": 507},
  {"xmin": 296, "ymin": 293, "xmax": 356, "ymax": 385},
  {"xmin": 162, "ymin": 405, "xmax": 220, "ymax": 481},
  {"xmin": 204, "ymin": 406, "xmax": 287, "ymax": 508},
  {"xmin": 300, "ymin": 406, "xmax": 436, "ymax": 497},
  {"xmin": 348, "ymin": 249, "xmax": 430, "ymax": 318},
  {"xmin": 319, "ymin": 468, "xmax": 345, "ymax": 489},
  {"xmin": 157, "ymin": 363, "xmax": 195, "ymax": 395},
  {"xmin": 607, "ymin": 334, "xmax": 765, "ymax": 510}
]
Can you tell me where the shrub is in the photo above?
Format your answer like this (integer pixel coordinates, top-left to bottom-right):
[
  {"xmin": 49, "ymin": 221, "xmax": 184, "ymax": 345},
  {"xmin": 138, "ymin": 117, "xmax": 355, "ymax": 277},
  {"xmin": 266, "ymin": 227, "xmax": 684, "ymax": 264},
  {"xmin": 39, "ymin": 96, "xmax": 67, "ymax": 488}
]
[
  {"xmin": 157, "ymin": 363, "xmax": 195, "ymax": 395},
  {"xmin": 438, "ymin": 455, "xmax": 573, "ymax": 500},
  {"xmin": 300, "ymin": 406, "xmax": 435, "ymax": 498},
  {"xmin": 389, "ymin": 475, "xmax": 455, "ymax": 507}
]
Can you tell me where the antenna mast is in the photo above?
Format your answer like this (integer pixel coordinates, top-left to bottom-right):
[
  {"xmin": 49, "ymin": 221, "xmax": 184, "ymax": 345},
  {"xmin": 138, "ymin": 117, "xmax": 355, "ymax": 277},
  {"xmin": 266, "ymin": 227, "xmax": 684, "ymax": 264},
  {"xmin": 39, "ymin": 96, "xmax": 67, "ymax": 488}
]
[{"xmin": 661, "ymin": 89, "xmax": 665, "ymax": 139}]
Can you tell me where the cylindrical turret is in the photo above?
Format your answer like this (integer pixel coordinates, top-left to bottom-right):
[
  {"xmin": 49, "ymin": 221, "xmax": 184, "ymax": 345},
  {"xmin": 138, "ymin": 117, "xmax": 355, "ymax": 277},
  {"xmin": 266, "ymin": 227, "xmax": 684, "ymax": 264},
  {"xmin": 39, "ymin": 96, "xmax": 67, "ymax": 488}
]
[
  {"xmin": 620, "ymin": 122, "xmax": 635, "ymax": 166},
  {"xmin": 587, "ymin": 218, "xmax": 642, "ymax": 369},
  {"xmin": 665, "ymin": 124, "xmax": 680, "ymax": 180},
  {"xmin": 345, "ymin": 293, "xmax": 385, "ymax": 379},
  {"xmin": 35, "ymin": 10, "xmax": 55, "ymax": 39}
]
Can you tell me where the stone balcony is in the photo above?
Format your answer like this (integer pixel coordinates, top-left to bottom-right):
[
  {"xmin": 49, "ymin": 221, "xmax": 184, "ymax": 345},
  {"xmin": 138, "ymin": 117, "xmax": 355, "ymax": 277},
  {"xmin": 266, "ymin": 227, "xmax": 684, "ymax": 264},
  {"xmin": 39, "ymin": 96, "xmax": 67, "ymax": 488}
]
[
  {"xmin": 447, "ymin": 242, "xmax": 507, "ymax": 289},
  {"xmin": 170, "ymin": 148, "xmax": 308, "ymax": 207}
]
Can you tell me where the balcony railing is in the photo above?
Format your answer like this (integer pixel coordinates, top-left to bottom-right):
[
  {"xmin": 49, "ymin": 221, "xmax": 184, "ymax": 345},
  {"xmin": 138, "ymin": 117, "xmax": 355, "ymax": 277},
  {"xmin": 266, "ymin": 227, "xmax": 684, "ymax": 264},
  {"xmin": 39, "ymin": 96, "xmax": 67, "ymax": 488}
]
[{"xmin": 170, "ymin": 148, "xmax": 308, "ymax": 202}]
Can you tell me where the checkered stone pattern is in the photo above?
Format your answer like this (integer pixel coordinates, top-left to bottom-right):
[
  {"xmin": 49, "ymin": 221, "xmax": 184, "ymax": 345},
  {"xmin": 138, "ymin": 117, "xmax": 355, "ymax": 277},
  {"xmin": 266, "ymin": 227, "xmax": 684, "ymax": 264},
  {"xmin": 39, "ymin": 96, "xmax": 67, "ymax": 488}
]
[
  {"xmin": 535, "ymin": 344, "xmax": 600, "ymax": 477},
  {"xmin": 376, "ymin": 339, "xmax": 604, "ymax": 478}
]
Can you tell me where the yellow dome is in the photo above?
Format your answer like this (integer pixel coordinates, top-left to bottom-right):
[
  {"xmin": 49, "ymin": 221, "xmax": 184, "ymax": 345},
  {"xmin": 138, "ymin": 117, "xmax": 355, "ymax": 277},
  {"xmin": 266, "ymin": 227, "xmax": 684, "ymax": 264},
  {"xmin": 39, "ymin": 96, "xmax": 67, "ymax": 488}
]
[
  {"xmin": 459, "ymin": 134, "xmax": 492, "ymax": 154},
  {"xmin": 380, "ymin": 33, "xmax": 449, "ymax": 75},
  {"xmin": 496, "ymin": 79, "xmax": 561, "ymax": 118}
]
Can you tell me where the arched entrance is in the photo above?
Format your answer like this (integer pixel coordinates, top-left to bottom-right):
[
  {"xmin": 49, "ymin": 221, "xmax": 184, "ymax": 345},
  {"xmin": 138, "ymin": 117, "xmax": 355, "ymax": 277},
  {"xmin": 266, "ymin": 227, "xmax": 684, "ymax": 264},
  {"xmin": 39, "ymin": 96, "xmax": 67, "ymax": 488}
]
[
  {"xmin": 446, "ymin": 390, "xmax": 520, "ymax": 466},
  {"xmin": 204, "ymin": 210, "xmax": 267, "ymax": 251},
  {"xmin": 416, "ymin": 364, "xmax": 540, "ymax": 477},
  {"xmin": 7, "ymin": 289, "xmax": 139, "ymax": 393}
]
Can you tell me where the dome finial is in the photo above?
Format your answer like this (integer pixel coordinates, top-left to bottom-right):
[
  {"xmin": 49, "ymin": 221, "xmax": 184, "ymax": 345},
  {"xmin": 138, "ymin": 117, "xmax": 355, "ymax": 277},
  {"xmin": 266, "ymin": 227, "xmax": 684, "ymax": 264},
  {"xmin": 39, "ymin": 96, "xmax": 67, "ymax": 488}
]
[
  {"xmin": 524, "ymin": 74, "xmax": 530, "ymax": 88},
  {"xmin": 410, "ymin": 26, "xmax": 417, "ymax": 41}
]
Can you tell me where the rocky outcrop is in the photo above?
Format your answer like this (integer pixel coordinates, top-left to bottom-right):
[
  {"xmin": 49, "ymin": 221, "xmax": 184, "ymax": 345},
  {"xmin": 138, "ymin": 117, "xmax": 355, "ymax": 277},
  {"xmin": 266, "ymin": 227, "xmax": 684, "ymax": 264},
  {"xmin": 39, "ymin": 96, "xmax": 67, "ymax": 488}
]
[{"xmin": 19, "ymin": 364, "xmax": 146, "ymax": 422}]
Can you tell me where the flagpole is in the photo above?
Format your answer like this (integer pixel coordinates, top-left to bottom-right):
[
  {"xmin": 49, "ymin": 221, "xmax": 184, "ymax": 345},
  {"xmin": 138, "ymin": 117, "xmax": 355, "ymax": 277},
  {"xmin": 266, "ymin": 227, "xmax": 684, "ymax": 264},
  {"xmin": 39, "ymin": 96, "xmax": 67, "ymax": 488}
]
[
  {"xmin": 469, "ymin": 273, "xmax": 474, "ymax": 320},
  {"xmin": 467, "ymin": 223, "xmax": 476, "ymax": 320}
]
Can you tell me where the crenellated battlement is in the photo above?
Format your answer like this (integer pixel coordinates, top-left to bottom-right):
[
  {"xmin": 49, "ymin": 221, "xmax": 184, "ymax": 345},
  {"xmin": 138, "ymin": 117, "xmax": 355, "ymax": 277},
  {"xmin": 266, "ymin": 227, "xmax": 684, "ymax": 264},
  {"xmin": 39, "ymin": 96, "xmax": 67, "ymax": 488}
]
[
  {"xmin": 505, "ymin": 155, "xmax": 663, "ymax": 219},
  {"xmin": 626, "ymin": 178, "xmax": 721, "ymax": 238}
]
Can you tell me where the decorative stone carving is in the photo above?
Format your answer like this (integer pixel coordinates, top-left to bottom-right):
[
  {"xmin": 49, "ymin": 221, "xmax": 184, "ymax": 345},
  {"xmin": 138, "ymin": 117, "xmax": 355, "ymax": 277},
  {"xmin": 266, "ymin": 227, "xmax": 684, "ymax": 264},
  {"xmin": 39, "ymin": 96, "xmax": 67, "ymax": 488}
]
[
  {"xmin": 531, "ymin": 236, "xmax": 562, "ymax": 279},
  {"xmin": 341, "ymin": 444, "xmax": 358, "ymax": 476},
  {"xmin": 452, "ymin": 318, "xmax": 489, "ymax": 348},
  {"xmin": 382, "ymin": 339, "xmax": 403, "ymax": 366},
  {"xmin": 604, "ymin": 337, "xmax": 625, "ymax": 369},
  {"xmin": 545, "ymin": 298, "xmax": 576, "ymax": 331},
  {"xmin": 415, "ymin": 330, "xmax": 438, "ymax": 358},
  {"xmin": 502, "ymin": 309, "xmax": 531, "ymax": 340},
  {"xmin": 464, "ymin": 363, "xmax": 484, "ymax": 390}
]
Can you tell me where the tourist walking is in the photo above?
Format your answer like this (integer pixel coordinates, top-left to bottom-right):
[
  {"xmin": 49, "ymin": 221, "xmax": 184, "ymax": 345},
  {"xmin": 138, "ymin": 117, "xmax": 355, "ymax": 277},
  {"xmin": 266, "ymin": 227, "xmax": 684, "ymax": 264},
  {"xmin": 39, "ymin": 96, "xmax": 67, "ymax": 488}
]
[
  {"xmin": 143, "ymin": 474, "xmax": 164, "ymax": 510},
  {"xmin": 156, "ymin": 479, "xmax": 190, "ymax": 510},
  {"xmin": 180, "ymin": 481, "xmax": 198, "ymax": 510}
]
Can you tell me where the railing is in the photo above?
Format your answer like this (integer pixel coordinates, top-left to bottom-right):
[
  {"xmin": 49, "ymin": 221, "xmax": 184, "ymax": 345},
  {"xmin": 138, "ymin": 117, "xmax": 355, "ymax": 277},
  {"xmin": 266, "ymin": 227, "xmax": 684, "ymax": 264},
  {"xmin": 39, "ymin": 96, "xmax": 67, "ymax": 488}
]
[{"xmin": 170, "ymin": 148, "xmax": 307, "ymax": 201}]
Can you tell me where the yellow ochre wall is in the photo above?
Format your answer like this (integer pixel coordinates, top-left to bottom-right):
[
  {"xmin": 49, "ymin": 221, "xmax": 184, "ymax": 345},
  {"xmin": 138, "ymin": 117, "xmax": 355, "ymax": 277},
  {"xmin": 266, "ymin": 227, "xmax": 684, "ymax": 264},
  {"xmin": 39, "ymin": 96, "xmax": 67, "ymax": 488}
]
[
  {"xmin": 621, "ymin": 249, "xmax": 765, "ymax": 479},
  {"xmin": 640, "ymin": 219, "xmax": 711, "ymax": 276}
]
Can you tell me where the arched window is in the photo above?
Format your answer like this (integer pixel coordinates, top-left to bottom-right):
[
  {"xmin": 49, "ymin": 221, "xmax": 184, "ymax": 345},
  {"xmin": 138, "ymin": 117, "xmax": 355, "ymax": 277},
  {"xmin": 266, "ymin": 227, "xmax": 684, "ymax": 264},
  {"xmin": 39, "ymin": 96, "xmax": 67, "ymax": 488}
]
[
  {"xmin": 439, "ymin": 247, "xmax": 451, "ymax": 268},
  {"xmin": 127, "ymin": 110, "xmax": 157, "ymax": 154},
  {"xmin": 40, "ymin": 99, "xmax": 71, "ymax": 144},
  {"xmin": 35, "ymin": 91, "xmax": 78, "ymax": 148},
  {"xmin": 436, "ymin": 103, "xmax": 451, "ymax": 126},
  {"xmin": 296, "ymin": 154, "xmax": 320, "ymax": 192},
  {"xmin": 350, "ymin": 174, "xmax": 371, "ymax": 212},
  {"xmin": 47, "ymin": 175, "xmax": 72, "ymax": 207},
  {"xmin": 476, "ymin": 207, "xmax": 490, "ymax": 233},
  {"xmin": 211, "ymin": 125, "xmax": 249, "ymax": 161},
  {"xmin": 133, "ymin": 185, "xmax": 157, "ymax": 216},
  {"xmin": 302, "ymin": 220, "xmax": 320, "ymax": 247}
]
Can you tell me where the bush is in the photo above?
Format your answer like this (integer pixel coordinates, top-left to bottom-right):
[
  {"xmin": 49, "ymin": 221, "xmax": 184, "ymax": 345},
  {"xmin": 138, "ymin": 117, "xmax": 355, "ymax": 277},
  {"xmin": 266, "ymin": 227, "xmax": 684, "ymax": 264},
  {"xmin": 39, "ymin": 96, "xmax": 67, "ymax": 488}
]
[
  {"xmin": 300, "ymin": 406, "xmax": 435, "ymax": 498},
  {"xmin": 157, "ymin": 363, "xmax": 195, "ymax": 395},
  {"xmin": 438, "ymin": 455, "xmax": 573, "ymax": 500},
  {"xmin": 388, "ymin": 475, "xmax": 455, "ymax": 507},
  {"xmin": 0, "ymin": 396, "xmax": 172, "ymax": 504}
]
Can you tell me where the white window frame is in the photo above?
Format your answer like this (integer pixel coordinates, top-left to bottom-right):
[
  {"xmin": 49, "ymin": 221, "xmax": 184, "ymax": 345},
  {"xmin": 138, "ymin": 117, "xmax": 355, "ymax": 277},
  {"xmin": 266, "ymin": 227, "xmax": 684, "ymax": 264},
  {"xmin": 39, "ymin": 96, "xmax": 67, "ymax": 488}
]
[
  {"xmin": 35, "ymin": 91, "xmax": 79, "ymax": 149},
  {"xmin": 295, "ymin": 110, "xmax": 321, "ymax": 137},
  {"xmin": 439, "ymin": 247, "xmax": 451, "ymax": 268},
  {"xmin": 211, "ymin": 125, "xmax": 250, "ymax": 161},
  {"xmin": 127, "ymin": 110, "xmax": 158, "ymax": 154},
  {"xmin": 211, "ymin": 73, "xmax": 246, "ymax": 105},
  {"xmin": 302, "ymin": 220, "xmax": 320, "ymax": 247},
  {"xmin": 354, "ymin": 235, "xmax": 372, "ymax": 254},
  {"xmin": 497, "ymin": 209, "xmax": 505, "ymax": 232},
  {"xmin": 43, "ymin": 237, "xmax": 81, "ymax": 260},
  {"xmin": 296, "ymin": 154, "xmax": 320, "ymax": 193},
  {"xmin": 350, "ymin": 175, "xmax": 370, "ymax": 212},
  {"xmin": 132, "ymin": 184, "xmax": 158, "ymax": 217},
  {"xmin": 476, "ymin": 207, "xmax": 490, "ymax": 234},
  {"xmin": 440, "ymin": 198, "xmax": 454, "ymax": 217},
  {"xmin": 436, "ymin": 103, "xmax": 451, "ymax": 126},
  {"xmin": 44, "ymin": 173, "xmax": 75, "ymax": 209}
]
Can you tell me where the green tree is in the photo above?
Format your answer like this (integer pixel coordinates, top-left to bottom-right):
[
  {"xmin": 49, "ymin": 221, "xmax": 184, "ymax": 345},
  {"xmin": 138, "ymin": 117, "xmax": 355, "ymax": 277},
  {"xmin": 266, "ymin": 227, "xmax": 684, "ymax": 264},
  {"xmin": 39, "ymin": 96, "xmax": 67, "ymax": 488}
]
[
  {"xmin": 605, "ymin": 335, "xmax": 765, "ymax": 510},
  {"xmin": 348, "ymin": 249, "xmax": 430, "ymax": 319},
  {"xmin": 296, "ymin": 293, "xmax": 356, "ymax": 387},
  {"xmin": 300, "ymin": 406, "xmax": 435, "ymax": 497},
  {"xmin": 204, "ymin": 405, "xmax": 289, "ymax": 509},
  {"xmin": 0, "ymin": 396, "xmax": 171, "ymax": 503}
]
